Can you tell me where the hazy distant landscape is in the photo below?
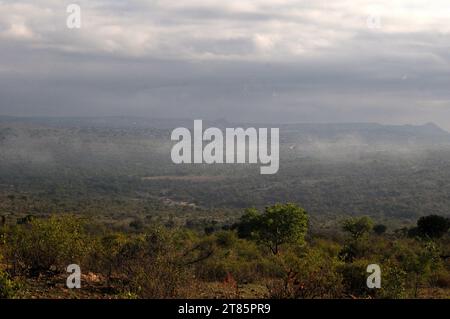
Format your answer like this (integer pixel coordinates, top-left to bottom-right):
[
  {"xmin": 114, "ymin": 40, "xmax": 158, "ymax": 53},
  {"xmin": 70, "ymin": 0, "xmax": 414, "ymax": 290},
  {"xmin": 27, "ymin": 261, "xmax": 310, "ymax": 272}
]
[{"xmin": 1, "ymin": 116, "xmax": 450, "ymax": 225}]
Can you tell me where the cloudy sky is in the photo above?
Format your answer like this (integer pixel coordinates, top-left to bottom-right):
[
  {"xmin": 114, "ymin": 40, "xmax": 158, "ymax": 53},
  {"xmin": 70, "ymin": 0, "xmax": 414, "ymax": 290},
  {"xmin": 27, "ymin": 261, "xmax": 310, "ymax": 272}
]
[{"xmin": 2, "ymin": 0, "xmax": 450, "ymax": 129}]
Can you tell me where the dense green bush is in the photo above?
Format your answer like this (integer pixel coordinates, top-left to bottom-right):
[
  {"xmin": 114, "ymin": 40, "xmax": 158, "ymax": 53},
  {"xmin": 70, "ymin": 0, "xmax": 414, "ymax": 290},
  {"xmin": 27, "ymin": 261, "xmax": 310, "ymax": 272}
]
[
  {"xmin": 4, "ymin": 215, "xmax": 90, "ymax": 276},
  {"xmin": 389, "ymin": 240, "xmax": 443, "ymax": 297},
  {"xmin": 338, "ymin": 259, "xmax": 374, "ymax": 298},
  {"xmin": 268, "ymin": 248, "xmax": 344, "ymax": 299},
  {"xmin": 378, "ymin": 263, "xmax": 408, "ymax": 299},
  {"xmin": 109, "ymin": 227, "xmax": 192, "ymax": 298},
  {"xmin": 195, "ymin": 235, "xmax": 282, "ymax": 283}
]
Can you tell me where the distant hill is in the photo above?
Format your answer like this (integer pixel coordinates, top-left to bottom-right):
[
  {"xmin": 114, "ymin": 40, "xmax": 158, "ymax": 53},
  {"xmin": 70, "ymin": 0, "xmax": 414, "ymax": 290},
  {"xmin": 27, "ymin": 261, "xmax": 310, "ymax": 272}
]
[
  {"xmin": 277, "ymin": 122, "xmax": 450, "ymax": 145},
  {"xmin": 1, "ymin": 116, "xmax": 449, "ymax": 146}
]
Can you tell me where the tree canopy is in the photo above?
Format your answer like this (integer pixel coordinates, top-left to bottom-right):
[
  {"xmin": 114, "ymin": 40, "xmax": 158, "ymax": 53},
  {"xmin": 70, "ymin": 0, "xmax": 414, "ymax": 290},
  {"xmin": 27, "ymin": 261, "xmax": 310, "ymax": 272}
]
[
  {"xmin": 416, "ymin": 215, "xmax": 450, "ymax": 239},
  {"xmin": 342, "ymin": 216, "xmax": 373, "ymax": 240},
  {"xmin": 237, "ymin": 203, "xmax": 308, "ymax": 254}
]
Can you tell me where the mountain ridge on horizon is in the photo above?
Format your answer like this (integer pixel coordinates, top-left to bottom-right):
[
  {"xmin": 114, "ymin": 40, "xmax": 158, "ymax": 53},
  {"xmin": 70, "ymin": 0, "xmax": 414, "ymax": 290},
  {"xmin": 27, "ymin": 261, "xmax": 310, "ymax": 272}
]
[{"xmin": 0, "ymin": 114, "xmax": 448, "ymax": 133}]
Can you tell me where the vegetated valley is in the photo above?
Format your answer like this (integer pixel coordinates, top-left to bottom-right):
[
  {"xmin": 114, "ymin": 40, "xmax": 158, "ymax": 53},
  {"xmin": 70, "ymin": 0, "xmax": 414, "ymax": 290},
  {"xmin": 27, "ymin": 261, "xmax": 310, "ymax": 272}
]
[{"xmin": 0, "ymin": 116, "xmax": 449, "ymax": 299}]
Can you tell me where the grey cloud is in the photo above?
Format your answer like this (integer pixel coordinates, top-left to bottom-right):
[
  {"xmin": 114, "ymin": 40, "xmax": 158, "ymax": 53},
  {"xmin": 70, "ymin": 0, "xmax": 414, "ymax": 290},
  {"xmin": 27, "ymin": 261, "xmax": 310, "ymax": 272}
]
[{"xmin": 1, "ymin": 1, "xmax": 450, "ymax": 129}]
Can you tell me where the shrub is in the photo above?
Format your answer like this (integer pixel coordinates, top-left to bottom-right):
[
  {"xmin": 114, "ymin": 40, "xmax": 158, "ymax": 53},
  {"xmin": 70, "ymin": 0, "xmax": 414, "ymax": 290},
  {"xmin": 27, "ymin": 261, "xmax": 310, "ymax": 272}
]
[
  {"xmin": 195, "ymin": 237, "xmax": 281, "ymax": 283},
  {"xmin": 215, "ymin": 231, "xmax": 238, "ymax": 249},
  {"xmin": 0, "ymin": 270, "xmax": 19, "ymax": 299},
  {"xmin": 416, "ymin": 215, "xmax": 450, "ymax": 239},
  {"xmin": 90, "ymin": 232, "xmax": 130, "ymax": 286},
  {"xmin": 339, "ymin": 240, "xmax": 372, "ymax": 263},
  {"xmin": 268, "ymin": 248, "xmax": 344, "ymax": 299},
  {"xmin": 5, "ymin": 215, "xmax": 90, "ymax": 276},
  {"xmin": 110, "ymin": 227, "xmax": 192, "ymax": 298},
  {"xmin": 391, "ymin": 240, "xmax": 442, "ymax": 297},
  {"xmin": 338, "ymin": 260, "xmax": 374, "ymax": 298},
  {"xmin": 378, "ymin": 263, "xmax": 408, "ymax": 299}
]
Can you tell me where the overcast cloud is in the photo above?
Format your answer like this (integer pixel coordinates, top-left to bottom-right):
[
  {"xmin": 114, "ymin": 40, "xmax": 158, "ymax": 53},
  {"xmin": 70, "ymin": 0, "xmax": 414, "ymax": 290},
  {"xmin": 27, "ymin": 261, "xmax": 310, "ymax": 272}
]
[{"xmin": 1, "ymin": 1, "xmax": 450, "ymax": 129}]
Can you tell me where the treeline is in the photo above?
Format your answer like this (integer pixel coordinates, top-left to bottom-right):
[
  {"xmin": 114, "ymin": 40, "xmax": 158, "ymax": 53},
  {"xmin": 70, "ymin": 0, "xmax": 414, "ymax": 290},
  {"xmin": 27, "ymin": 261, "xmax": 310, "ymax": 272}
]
[{"xmin": 0, "ymin": 204, "xmax": 449, "ymax": 299}]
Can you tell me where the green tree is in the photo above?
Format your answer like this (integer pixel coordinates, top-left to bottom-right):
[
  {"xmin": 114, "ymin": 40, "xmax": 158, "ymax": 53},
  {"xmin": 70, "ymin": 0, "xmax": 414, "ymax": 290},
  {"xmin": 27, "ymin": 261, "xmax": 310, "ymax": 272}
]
[
  {"xmin": 342, "ymin": 216, "xmax": 373, "ymax": 240},
  {"xmin": 416, "ymin": 215, "xmax": 450, "ymax": 239},
  {"xmin": 339, "ymin": 217, "xmax": 374, "ymax": 262},
  {"xmin": 237, "ymin": 203, "xmax": 308, "ymax": 254}
]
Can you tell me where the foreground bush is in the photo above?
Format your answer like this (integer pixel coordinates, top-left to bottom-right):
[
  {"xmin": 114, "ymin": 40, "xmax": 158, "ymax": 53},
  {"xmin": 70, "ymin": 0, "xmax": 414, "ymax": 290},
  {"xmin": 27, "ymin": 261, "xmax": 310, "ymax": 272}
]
[
  {"xmin": 4, "ymin": 215, "xmax": 89, "ymax": 276},
  {"xmin": 195, "ymin": 232, "xmax": 283, "ymax": 283},
  {"xmin": 0, "ymin": 269, "xmax": 19, "ymax": 298},
  {"xmin": 101, "ymin": 227, "xmax": 192, "ymax": 298},
  {"xmin": 268, "ymin": 248, "xmax": 343, "ymax": 299},
  {"xmin": 0, "ymin": 211, "xmax": 447, "ymax": 299}
]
